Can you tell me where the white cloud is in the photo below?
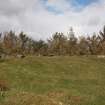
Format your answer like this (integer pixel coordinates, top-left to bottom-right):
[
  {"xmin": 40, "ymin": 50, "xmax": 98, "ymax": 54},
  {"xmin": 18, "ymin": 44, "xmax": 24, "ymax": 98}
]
[{"xmin": 0, "ymin": 0, "xmax": 105, "ymax": 40}]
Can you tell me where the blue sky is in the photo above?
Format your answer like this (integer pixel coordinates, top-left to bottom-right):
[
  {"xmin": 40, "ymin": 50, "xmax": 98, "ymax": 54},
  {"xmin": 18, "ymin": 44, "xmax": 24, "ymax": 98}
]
[
  {"xmin": 41, "ymin": 0, "xmax": 63, "ymax": 14},
  {"xmin": 71, "ymin": 0, "xmax": 98, "ymax": 7},
  {"xmin": 42, "ymin": 0, "xmax": 99, "ymax": 14}
]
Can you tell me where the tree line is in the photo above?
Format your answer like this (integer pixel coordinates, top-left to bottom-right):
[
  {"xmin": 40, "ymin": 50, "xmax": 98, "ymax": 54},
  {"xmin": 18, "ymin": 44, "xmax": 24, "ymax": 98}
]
[{"xmin": 0, "ymin": 26, "xmax": 105, "ymax": 57}]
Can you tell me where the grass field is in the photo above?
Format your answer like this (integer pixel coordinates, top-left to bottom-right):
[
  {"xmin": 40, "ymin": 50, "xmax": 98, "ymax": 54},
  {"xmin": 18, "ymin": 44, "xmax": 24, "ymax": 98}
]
[{"xmin": 0, "ymin": 56, "xmax": 105, "ymax": 105}]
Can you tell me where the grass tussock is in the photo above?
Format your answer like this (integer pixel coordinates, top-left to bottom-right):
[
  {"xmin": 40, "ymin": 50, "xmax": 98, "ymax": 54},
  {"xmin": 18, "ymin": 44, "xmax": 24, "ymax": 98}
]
[{"xmin": 0, "ymin": 80, "xmax": 10, "ymax": 91}]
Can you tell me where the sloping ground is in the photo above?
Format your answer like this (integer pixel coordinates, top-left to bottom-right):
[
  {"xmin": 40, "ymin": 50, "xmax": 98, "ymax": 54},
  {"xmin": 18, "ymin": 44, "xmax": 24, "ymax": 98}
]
[{"xmin": 0, "ymin": 56, "xmax": 105, "ymax": 105}]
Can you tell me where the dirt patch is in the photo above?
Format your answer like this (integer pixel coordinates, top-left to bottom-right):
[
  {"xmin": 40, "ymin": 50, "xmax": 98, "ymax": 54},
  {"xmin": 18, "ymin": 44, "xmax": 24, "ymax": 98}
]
[{"xmin": 3, "ymin": 92, "xmax": 64, "ymax": 105}]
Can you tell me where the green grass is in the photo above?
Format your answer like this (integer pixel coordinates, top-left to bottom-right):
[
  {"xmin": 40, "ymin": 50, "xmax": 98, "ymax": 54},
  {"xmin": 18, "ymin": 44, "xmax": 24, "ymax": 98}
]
[{"xmin": 0, "ymin": 56, "xmax": 105, "ymax": 105}]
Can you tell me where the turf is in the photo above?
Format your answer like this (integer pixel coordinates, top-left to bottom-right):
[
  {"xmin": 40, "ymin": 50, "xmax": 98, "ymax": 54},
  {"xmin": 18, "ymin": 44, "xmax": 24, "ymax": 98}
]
[{"xmin": 0, "ymin": 56, "xmax": 105, "ymax": 105}]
